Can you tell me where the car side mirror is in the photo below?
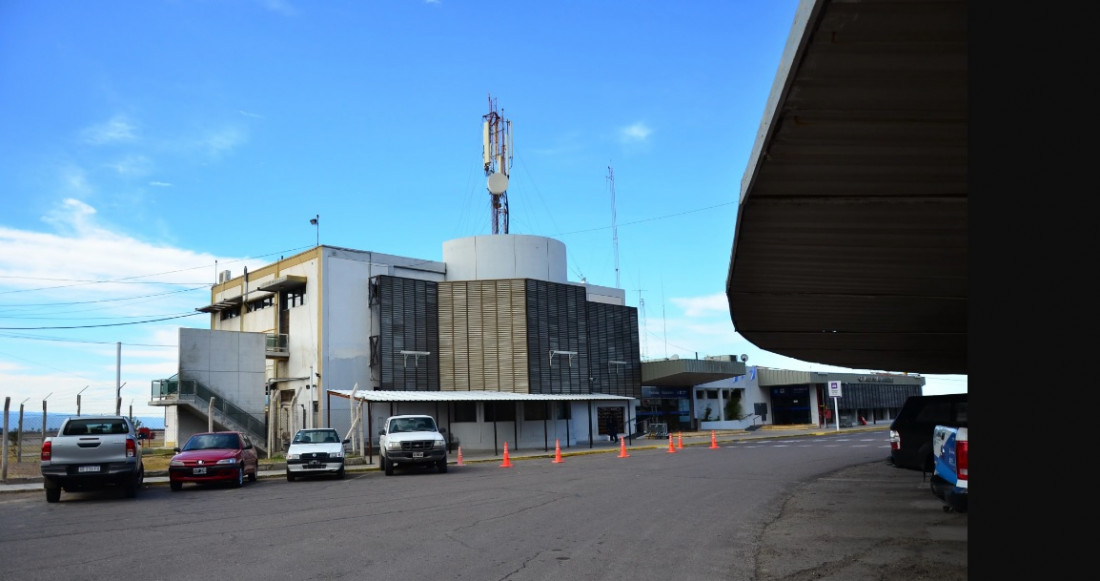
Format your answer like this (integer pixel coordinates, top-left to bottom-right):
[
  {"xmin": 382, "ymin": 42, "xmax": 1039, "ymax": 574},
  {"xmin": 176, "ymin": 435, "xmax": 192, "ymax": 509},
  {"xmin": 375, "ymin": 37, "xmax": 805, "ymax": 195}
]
[
  {"xmin": 343, "ymin": 438, "xmax": 351, "ymax": 444},
  {"xmin": 378, "ymin": 429, "xmax": 386, "ymax": 436},
  {"xmin": 439, "ymin": 427, "xmax": 446, "ymax": 434},
  {"xmin": 173, "ymin": 447, "xmax": 181, "ymax": 453}
]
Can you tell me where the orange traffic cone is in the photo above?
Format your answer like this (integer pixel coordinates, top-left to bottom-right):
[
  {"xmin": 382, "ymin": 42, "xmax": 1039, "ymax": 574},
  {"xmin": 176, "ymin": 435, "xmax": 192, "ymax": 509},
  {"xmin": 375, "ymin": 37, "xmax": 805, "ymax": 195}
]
[
  {"xmin": 709, "ymin": 430, "xmax": 719, "ymax": 449},
  {"xmin": 552, "ymin": 439, "xmax": 564, "ymax": 464},
  {"xmin": 667, "ymin": 433, "xmax": 677, "ymax": 453},
  {"xmin": 677, "ymin": 431, "xmax": 684, "ymax": 450},
  {"xmin": 618, "ymin": 437, "xmax": 630, "ymax": 458},
  {"xmin": 500, "ymin": 442, "xmax": 513, "ymax": 468},
  {"xmin": 457, "ymin": 445, "xmax": 465, "ymax": 466}
]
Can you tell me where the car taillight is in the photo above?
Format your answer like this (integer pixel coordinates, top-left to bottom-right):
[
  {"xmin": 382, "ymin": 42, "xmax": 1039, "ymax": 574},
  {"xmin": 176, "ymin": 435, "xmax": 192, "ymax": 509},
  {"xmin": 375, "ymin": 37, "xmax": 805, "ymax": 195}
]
[
  {"xmin": 956, "ymin": 438, "xmax": 968, "ymax": 483},
  {"xmin": 126, "ymin": 438, "xmax": 137, "ymax": 458},
  {"xmin": 41, "ymin": 441, "xmax": 52, "ymax": 461}
]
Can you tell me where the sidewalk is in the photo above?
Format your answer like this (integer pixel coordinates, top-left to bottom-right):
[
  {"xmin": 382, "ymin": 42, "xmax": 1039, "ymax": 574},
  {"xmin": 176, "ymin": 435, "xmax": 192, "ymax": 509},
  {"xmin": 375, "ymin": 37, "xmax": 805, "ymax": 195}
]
[{"xmin": 1, "ymin": 423, "xmax": 889, "ymax": 494}]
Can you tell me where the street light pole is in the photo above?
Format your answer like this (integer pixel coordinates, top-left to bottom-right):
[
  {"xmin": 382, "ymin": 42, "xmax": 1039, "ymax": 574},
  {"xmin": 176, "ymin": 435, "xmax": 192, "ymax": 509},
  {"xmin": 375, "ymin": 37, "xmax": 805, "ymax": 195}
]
[
  {"xmin": 77, "ymin": 385, "xmax": 88, "ymax": 416},
  {"xmin": 310, "ymin": 214, "xmax": 319, "ymax": 247},
  {"xmin": 42, "ymin": 392, "xmax": 52, "ymax": 437}
]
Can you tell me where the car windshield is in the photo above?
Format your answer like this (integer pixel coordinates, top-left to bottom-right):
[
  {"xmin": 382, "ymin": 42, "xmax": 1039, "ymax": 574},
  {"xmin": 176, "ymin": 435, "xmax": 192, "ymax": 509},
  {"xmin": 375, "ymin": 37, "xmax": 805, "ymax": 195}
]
[
  {"xmin": 184, "ymin": 433, "xmax": 239, "ymax": 451},
  {"xmin": 294, "ymin": 430, "xmax": 339, "ymax": 444}
]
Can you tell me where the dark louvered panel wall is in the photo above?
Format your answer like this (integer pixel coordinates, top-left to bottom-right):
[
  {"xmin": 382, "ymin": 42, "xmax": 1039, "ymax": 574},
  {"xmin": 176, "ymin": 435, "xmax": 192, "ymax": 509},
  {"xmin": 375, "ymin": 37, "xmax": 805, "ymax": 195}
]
[
  {"xmin": 525, "ymin": 280, "xmax": 588, "ymax": 394},
  {"xmin": 375, "ymin": 276, "xmax": 440, "ymax": 391},
  {"xmin": 586, "ymin": 301, "xmax": 642, "ymax": 398}
]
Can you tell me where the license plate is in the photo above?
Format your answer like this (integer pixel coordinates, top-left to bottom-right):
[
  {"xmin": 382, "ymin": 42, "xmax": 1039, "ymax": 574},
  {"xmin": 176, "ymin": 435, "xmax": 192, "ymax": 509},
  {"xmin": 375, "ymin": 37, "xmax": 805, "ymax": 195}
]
[
  {"xmin": 78, "ymin": 465, "xmax": 100, "ymax": 473},
  {"xmin": 413, "ymin": 452, "xmax": 424, "ymax": 458},
  {"xmin": 308, "ymin": 462, "xmax": 322, "ymax": 468},
  {"xmin": 193, "ymin": 467, "xmax": 207, "ymax": 475}
]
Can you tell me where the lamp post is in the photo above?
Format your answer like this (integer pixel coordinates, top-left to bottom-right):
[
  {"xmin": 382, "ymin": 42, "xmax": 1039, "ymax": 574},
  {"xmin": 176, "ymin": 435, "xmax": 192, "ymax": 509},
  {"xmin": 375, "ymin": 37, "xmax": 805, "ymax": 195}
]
[
  {"xmin": 17, "ymin": 397, "xmax": 28, "ymax": 461},
  {"xmin": 115, "ymin": 381, "xmax": 126, "ymax": 416},
  {"xmin": 42, "ymin": 392, "xmax": 52, "ymax": 438},
  {"xmin": 310, "ymin": 214, "xmax": 319, "ymax": 247},
  {"xmin": 76, "ymin": 385, "xmax": 88, "ymax": 416}
]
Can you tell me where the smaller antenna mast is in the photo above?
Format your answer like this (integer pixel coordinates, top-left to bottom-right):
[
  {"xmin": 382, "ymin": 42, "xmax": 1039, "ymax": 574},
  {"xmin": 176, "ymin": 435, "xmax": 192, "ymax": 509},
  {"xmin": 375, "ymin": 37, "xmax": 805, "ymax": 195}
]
[{"xmin": 608, "ymin": 163, "xmax": 620, "ymax": 289}]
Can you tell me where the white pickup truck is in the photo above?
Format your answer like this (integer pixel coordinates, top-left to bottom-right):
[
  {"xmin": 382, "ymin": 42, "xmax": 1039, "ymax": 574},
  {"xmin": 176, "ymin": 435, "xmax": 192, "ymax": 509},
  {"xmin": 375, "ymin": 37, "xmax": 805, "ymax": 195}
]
[
  {"xmin": 378, "ymin": 414, "xmax": 448, "ymax": 475},
  {"xmin": 40, "ymin": 415, "xmax": 145, "ymax": 503}
]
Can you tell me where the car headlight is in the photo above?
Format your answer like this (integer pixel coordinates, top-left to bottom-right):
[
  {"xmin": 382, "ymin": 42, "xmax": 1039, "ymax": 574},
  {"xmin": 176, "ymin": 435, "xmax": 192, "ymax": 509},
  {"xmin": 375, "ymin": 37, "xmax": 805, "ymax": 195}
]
[
  {"xmin": 287, "ymin": 453, "xmax": 299, "ymax": 460},
  {"xmin": 385, "ymin": 441, "xmax": 402, "ymax": 451},
  {"xmin": 216, "ymin": 458, "xmax": 239, "ymax": 465},
  {"xmin": 433, "ymin": 439, "xmax": 445, "ymax": 450},
  {"xmin": 333, "ymin": 450, "xmax": 344, "ymax": 458},
  {"xmin": 170, "ymin": 459, "xmax": 184, "ymax": 467}
]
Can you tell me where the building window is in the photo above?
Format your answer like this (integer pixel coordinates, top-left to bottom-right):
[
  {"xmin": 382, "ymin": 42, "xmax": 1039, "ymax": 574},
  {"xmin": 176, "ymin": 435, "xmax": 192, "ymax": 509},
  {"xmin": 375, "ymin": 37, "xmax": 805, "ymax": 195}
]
[
  {"xmin": 706, "ymin": 389, "xmax": 718, "ymax": 399},
  {"xmin": 524, "ymin": 401, "xmax": 548, "ymax": 421},
  {"xmin": 484, "ymin": 402, "xmax": 516, "ymax": 422},
  {"xmin": 220, "ymin": 308, "xmax": 239, "ymax": 321},
  {"xmin": 453, "ymin": 402, "xmax": 477, "ymax": 422},
  {"xmin": 247, "ymin": 295, "xmax": 274, "ymax": 312},
  {"xmin": 555, "ymin": 402, "xmax": 572, "ymax": 420},
  {"xmin": 287, "ymin": 289, "xmax": 306, "ymax": 308}
]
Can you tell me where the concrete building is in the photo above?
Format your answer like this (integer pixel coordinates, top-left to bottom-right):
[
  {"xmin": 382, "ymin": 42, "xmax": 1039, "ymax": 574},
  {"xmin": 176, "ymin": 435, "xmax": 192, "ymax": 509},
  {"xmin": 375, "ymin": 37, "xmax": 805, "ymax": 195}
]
[{"xmin": 152, "ymin": 235, "xmax": 642, "ymax": 455}]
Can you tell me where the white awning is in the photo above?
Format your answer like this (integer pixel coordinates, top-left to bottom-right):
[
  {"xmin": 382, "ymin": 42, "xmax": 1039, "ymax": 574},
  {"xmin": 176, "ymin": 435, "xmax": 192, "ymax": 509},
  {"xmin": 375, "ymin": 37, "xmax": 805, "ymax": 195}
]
[{"xmin": 328, "ymin": 389, "xmax": 635, "ymax": 403}]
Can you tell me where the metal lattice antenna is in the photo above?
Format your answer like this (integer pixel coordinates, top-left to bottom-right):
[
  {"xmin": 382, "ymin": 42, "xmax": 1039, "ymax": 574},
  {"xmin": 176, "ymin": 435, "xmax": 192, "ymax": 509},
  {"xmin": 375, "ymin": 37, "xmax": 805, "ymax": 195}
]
[
  {"xmin": 608, "ymin": 163, "xmax": 620, "ymax": 289},
  {"xmin": 482, "ymin": 94, "xmax": 513, "ymax": 234}
]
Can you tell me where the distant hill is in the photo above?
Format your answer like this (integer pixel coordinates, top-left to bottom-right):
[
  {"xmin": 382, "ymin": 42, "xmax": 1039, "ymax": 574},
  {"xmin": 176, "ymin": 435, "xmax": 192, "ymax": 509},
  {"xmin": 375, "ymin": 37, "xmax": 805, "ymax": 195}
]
[{"xmin": 2, "ymin": 411, "xmax": 165, "ymax": 432}]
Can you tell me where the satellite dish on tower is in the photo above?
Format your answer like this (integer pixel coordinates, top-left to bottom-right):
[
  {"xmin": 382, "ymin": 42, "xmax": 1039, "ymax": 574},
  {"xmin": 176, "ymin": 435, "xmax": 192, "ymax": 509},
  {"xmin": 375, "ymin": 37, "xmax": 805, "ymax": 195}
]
[
  {"xmin": 740, "ymin": 354, "xmax": 749, "ymax": 362},
  {"xmin": 487, "ymin": 171, "xmax": 509, "ymax": 195}
]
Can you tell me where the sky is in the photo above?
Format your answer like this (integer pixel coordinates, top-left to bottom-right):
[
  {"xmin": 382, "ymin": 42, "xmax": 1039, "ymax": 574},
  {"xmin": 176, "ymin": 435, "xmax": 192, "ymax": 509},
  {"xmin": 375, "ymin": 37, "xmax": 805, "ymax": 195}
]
[{"xmin": 0, "ymin": 0, "xmax": 966, "ymax": 422}]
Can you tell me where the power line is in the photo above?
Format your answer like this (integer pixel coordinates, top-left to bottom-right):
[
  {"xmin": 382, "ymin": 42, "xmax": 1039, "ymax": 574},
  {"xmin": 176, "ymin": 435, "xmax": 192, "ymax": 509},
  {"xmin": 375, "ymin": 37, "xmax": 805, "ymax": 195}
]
[{"xmin": 0, "ymin": 312, "xmax": 203, "ymax": 330}]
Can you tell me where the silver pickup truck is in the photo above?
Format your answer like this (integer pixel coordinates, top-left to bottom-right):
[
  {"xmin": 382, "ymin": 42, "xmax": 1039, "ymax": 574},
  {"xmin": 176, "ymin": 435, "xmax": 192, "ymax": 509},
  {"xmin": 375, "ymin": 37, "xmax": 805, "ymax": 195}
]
[{"xmin": 40, "ymin": 415, "xmax": 145, "ymax": 503}]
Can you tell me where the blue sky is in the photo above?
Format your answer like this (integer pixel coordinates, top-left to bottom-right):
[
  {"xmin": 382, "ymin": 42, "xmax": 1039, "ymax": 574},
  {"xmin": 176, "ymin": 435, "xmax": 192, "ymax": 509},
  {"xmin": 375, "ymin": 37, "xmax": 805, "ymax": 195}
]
[{"xmin": 0, "ymin": 0, "xmax": 966, "ymax": 420}]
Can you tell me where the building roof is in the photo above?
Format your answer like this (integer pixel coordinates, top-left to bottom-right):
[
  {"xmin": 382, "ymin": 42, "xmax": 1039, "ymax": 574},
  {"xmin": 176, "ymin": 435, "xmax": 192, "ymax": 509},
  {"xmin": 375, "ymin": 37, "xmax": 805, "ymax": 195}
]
[{"xmin": 725, "ymin": 0, "xmax": 967, "ymax": 375}]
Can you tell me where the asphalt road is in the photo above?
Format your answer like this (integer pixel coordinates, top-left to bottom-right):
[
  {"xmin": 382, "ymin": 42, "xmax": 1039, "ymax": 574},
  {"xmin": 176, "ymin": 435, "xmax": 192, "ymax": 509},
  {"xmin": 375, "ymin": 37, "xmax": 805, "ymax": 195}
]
[{"xmin": 0, "ymin": 429, "xmax": 966, "ymax": 580}]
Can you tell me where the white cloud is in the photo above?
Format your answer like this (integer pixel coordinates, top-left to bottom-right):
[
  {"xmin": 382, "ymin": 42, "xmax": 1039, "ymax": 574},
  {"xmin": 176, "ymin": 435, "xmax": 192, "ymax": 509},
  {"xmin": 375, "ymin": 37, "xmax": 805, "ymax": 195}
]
[
  {"xmin": 80, "ymin": 115, "xmax": 138, "ymax": 145},
  {"xmin": 201, "ymin": 126, "xmax": 248, "ymax": 158},
  {"xmin": 619, "ymin": 122, "xmax": 652, "ymax": 144}
]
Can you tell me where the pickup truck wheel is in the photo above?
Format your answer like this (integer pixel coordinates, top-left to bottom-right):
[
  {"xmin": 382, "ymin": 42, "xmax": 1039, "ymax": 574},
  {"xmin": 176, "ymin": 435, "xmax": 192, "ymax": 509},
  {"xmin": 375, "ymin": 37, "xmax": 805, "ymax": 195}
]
[
  {"xmin": 234, "ymin": 467, "xmax": 244, "ymax": 488},
  {"xmin": 124, "ymin": 469, "xmax": 143, "ymax": 498},
  {"xmin": 337, "ymin": 465, "xmax": 346, "ymax": 479},
  {"xmin": 437, "ymin": 459, "xmax": 448, "ymax": 473},
  {"xmin": 45, "ymin": 487, "xmax": 61, "ymax": 503},
  {"xmin": 383, "ymin": 456, "xmax": 394, "ymax": 476},
  {"xmin": 286, "ymin": 470, "xmax": 296, "ymax": 482}
]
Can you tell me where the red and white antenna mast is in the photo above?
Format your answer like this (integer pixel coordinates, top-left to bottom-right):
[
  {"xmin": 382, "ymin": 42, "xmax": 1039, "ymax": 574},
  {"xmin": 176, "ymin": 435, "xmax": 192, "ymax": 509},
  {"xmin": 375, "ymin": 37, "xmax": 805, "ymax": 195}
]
[{"xmin": 482, "ymin": 94, "xmax": 513, "ymax": 234}]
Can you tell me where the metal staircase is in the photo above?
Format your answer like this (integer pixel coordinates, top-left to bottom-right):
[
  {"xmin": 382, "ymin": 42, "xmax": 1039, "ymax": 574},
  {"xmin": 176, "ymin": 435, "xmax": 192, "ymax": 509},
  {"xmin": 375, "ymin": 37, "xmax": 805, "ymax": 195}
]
[{"xmin": 150, "ymin": 375, "xmax": 268, "ymax": 455}]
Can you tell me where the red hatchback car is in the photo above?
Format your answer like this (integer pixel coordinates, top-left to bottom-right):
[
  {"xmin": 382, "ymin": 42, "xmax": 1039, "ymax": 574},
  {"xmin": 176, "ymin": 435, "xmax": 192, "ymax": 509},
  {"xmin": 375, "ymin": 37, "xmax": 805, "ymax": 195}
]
[{"xmin": 169, "ymin": 431, "xmax": 259, "ymax": 491}]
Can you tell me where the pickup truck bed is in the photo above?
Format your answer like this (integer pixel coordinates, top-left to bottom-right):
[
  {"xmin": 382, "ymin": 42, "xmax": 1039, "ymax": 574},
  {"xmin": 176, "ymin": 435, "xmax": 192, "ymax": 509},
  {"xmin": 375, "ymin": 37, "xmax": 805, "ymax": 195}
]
[
  {"xmin": 930, "ymin": 424, "xmax": 968, "ymax": 513},
  {"xmin": 40, "ymin": 415, "xmax": 145, "ymax": 503}
]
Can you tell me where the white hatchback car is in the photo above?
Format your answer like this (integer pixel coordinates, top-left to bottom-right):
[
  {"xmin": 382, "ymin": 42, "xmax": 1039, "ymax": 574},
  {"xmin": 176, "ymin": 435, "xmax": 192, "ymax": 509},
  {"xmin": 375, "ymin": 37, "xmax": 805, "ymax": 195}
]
[{"xmin": 286, "ymin": 428, "xmax": 348, "ymax": 481}]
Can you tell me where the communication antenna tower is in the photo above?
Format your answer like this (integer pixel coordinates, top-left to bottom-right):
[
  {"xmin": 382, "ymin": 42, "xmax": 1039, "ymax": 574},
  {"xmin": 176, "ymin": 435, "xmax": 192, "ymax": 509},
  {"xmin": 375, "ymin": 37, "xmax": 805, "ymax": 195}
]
[
  {"xmin": 634, "ymin": 285, "xmax": 648, "ymax": 359},
  {"xmin": 482, "ymin": 94, "xmax": 513, "ymax": 234},
  {"xmin": 608, "ymin": 163, "xmax": 620, "ymax": 289}
]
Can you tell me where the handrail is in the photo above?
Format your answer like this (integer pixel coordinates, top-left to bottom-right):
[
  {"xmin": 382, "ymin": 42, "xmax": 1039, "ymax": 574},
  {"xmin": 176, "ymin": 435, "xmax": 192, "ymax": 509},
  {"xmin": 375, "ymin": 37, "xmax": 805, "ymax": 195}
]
[{"xmin": 150, "ymin": 375, "xmax": 266, "ymax": 451}]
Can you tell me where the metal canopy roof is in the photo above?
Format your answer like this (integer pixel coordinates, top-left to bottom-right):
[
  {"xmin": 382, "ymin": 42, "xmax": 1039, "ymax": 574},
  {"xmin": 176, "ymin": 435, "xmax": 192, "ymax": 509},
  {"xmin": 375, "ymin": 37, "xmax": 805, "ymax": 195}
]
[
  {"xmin": 328, "ymin": 390, "xmax": 636, "ymax": 403},
  {"xmin": 726, "ymin": 0, "xmax": 967, "ymax": 376}
]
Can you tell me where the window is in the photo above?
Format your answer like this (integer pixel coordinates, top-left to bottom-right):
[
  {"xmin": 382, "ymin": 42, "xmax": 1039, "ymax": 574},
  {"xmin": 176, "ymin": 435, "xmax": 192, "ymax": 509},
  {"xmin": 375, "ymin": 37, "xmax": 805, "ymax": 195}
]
[
  {"xmin": 247, "ymin": 295, "xmax": 274, "ymax": 312},
  {"xmin": 524, "ymin": 401, "xmax": 548, "ymax": 421},
  {"xmin": 706, "ymin": 389, "xmax": 718, "ymax": 399},
  {"xmin": 220, "ymin": 308, "xmax": 239, "ymax": 321},
  {"xmin": 555, "ymin": 402, "xmax": 572, "ymax": 420},
  {"xmin": 286, "ymin": 289, "xmax": 306, "ymax": 308},
  {"xmin": 484, "ymin": 402, "xmax": 516, "ymax": 422},
  {"xmin": 453, "ymin": 402, "xmax": 477, "ymax": 422}
]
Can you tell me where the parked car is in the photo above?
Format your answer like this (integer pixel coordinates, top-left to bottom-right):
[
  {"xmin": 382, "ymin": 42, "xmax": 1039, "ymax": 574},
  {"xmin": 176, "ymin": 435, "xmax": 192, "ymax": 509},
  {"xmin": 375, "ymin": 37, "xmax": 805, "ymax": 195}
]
[
  {"xmin": 378, "ymin": 414, "xmax": 448, "ymax": 475},
  {"xmin": 169, "ymin": 431, "xmax": 259, "ymax": 491},
  {"xmin": 888, "ymin": 393, "xmax": 967, "ymax": 472},
  {"xmin": 285, "ymin": 428, "xmax": 348, "ymax": 481}
]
